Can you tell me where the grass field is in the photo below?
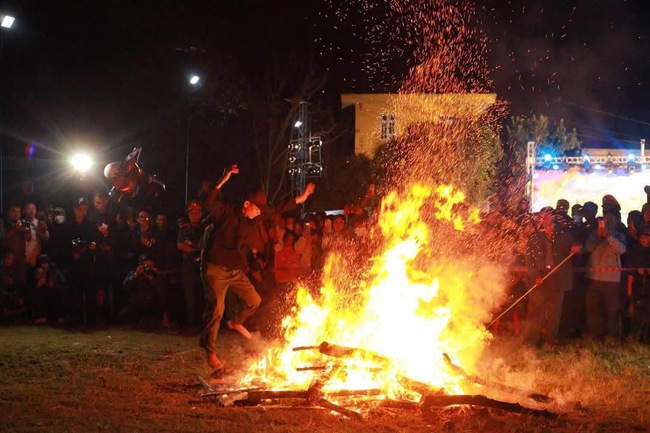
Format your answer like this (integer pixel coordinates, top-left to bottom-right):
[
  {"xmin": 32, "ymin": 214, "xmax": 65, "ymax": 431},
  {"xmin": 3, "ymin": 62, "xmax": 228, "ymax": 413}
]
[{"xmin": 1, "ymin": 325, "xmax": 649, "ymax": 433}]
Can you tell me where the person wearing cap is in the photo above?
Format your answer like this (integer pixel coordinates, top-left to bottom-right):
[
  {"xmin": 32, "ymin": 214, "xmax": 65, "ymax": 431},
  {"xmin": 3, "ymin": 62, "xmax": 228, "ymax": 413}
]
[
  {"xmin": 177, "ymin": 200, "xmax": 206, "ymax": 328},
  {"xmin": 584, "ymin": 211, "xmax": 627, "ymax": 342},
  {"xmin": 200, "ymin": 164, "xmax": 315, "ymax": 376},
  {"xmin": 553, "ymin": 199, "xmax": 576, "ymax": 234},
  {"xmin": 626, "ymin": 227, "xmax": 650, "ymax": 342}
]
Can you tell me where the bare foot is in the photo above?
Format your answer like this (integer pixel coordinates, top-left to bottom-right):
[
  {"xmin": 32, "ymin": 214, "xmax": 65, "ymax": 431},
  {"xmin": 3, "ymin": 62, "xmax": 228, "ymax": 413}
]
[
  {"xmin": 227, "ymin": 321, "xmax": 252, "ymax": 339},
  {"xmin": 205, "ymin": 351, "xmax": 224, "ymax": 370}
]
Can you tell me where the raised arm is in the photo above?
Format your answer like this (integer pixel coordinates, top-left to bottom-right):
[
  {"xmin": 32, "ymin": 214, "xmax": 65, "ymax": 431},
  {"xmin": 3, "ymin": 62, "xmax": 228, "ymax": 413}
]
[{"xmin": 204, "ymin": 165, "xmax": 239, "ymax": 220}]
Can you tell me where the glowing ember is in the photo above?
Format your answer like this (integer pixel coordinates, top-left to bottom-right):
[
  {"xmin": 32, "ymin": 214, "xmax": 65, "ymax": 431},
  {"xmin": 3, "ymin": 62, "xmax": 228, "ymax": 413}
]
[{"xmin": 239, "ymin": 0, "xmax": 510, "ymax": 405}]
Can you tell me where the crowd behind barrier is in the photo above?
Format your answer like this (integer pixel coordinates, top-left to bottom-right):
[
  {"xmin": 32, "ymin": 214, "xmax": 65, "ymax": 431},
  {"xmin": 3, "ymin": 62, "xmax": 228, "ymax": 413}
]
[{"xmin": 1, "ymin": 182, "xmax": 650, "ymax": 347}]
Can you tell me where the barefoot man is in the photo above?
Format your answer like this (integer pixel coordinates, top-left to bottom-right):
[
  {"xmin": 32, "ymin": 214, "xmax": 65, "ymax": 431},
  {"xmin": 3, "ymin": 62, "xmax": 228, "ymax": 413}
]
[{"xmin": 200, "ymin": 164, "xmax": 315, "ymax": 376}]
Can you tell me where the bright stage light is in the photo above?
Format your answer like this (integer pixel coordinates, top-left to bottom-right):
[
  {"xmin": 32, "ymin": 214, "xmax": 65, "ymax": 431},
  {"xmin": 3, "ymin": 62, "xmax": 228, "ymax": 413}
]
[
  {"xmin": 552, "ymin": 164, "xmax": 559, "ymax": 170},
  {"xmin": 294, "ymin": 120, "xmax": 303, "ymax": 128},
  {"xmin": 628, "ymin": 153, "xmax": 635, "ymax": 161},
  {"xmin": 583, "ymin": 154, "xmax": 590, "ymax": 162},
  {"xmin": 70, "ymin": 153, "xmax": 93, "ymax": 173},
  {"xmin": 189, "ymin": 75, "xmax": 200, "ymax": 86},
  {"xmin": 543, "ymin": 154, "xmax": 552, "ymax": 162},
  {"xmin": 1, "ymin": 15, "xmax": 15, "ymax": 29}
]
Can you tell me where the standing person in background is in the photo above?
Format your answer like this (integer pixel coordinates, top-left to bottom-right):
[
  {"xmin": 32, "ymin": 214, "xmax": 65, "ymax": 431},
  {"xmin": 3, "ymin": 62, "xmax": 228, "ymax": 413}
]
[
  {"xmin": 585, "ymin": 212, "xmax": 627, "ymax": 343},
  {"xmin": 64, "ymin": 198, "xmax": 101, "ymax": 324},
  {"xmin": 24, "ymin": 202, "xmax": 49, "ymax": 269},
  {"xmin": 200, "ymin": 164, "xmax": 314, "ymax": 376},
  {"xmin": 1, "ymin": 204, "xmax": 32, "ymax": 293},
  {"xmin": 626, "ymin": 228, "xmax": 650, "ymax": 342},
  {"xmin": 88, "ymin": 192, "xmax": 117, "ymax": 320},
  {"xmin": 177, "ymin": 201, "xmax": 205, "ymax": 329},
  {"xmin": 522, "ymin": 212, "xmax": 581, "ymax": 347}
]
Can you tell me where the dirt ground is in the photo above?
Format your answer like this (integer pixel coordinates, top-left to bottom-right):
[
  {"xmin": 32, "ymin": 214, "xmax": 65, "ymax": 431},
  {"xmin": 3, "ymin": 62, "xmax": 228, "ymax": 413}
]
[{"xmin": 1, "ymin": 325, "xmax": 649, "ymax": 433}]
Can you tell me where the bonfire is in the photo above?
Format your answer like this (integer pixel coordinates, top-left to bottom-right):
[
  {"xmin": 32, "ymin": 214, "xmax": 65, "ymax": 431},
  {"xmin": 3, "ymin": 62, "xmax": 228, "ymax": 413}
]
[{"xmin": 198, "ymin": 185, "xmax": 555, "ymax": 420}]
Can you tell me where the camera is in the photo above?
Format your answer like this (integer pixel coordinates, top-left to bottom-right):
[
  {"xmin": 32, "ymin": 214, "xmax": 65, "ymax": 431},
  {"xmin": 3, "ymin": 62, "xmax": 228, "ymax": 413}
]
[
  {"xmin": 14, "ymin": 219, "xmax": 30, "ymax": 228},
  {"xmin": 71, "ymin": 238, "xmax": 89, "ymax": 253},
  {"xmin": 143, "ymin": 264, "xmax": 157, "ymax": 277}
]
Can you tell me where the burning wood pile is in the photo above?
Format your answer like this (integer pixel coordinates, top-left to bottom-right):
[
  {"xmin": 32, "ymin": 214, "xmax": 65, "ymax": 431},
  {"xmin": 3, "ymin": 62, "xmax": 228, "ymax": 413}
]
[{"xmin": 197, "ymin": 341, "xmax": 557, "ymax": 420}]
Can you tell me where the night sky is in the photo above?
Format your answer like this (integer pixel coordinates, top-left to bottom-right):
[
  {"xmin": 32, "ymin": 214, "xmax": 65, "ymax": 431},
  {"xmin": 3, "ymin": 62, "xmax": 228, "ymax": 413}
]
[{"xmin": 1, "ymin": 0, "xmax": 650, "ymax": 207}]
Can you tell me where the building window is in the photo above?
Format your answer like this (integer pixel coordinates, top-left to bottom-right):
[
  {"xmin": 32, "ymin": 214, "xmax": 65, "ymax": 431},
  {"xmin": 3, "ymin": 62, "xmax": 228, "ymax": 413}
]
[{"xmin": 380, "ymin": 114, "xmax": 396, "ymax": 141}]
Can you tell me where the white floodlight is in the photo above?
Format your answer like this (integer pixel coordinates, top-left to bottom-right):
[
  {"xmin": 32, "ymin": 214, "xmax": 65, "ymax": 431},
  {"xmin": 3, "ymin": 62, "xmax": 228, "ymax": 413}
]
[
  {"xmin": 189, "ymin": 75, "xmax": 200, "ymax": 86},
  {"xmin": 1, "ymin": 15, "xmax": 15, "ymax": 29},
  {"xmin": 294, "ymin": 120, "xmax": 303, "ymax": 128},
  {"xmin": 70, "ymin": 153, "xmax": 93, "ymax": 173}
]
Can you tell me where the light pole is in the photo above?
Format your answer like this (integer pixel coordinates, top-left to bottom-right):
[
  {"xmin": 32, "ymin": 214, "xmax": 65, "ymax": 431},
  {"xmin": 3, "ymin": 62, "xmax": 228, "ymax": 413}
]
[
  {"xmin": 185, "ymin": 74, "xmax": 201, "ymax": 205},
  {"xmin": 0, "ymin": 13, "xmax": 15, "ymax": 214}
]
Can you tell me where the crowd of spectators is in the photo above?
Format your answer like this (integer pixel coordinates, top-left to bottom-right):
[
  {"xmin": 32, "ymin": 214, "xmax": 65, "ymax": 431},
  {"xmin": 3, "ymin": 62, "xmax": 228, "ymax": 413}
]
[
  {"xmin": 0, "ymin": 186, "xmax": 363, "ymax": 336},
  {"xmin": 2, "ymin": 180, "xmax": 650, "ymax": 348},
  {"xmin": 498, "ymin": 191, "xmax": 650, "ymax": 346}
]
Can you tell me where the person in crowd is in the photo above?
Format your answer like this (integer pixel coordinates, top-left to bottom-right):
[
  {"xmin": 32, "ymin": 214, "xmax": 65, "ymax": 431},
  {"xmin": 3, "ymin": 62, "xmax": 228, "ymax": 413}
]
[
  {"xmin": 293, "ymin": 221, "xmax": 313, "ymax": 272},
  {"xmin": 274, "ymin": 230, "xmax": 302, "ymax": 286},
  {"xmin": 177, "ymin": 200, "xmax": 206, "ymax": 328},
  {"xmin": 153, "ymin": 211, "xmax": 179, "ymax": 323},
  {"xmin": 0, "ymin": 249, "xmax": 26, "ymax": 321},
  {"xmin": 199, "ymin": 164, "xmax": 314, "ymax": 375},
  {"xmin": 585, "ymin": 212, "xmax": 627, "ymax": 343},
  {"xmin": 571, "ymin": 204, "xmax": 583, "ymax": 226},
  {"xmin": 553, "ymin": 199, "xmax": 575, "ymax": 233},
  {"xmin": 627, "ymin": 210, "xmax": 643, "ymax": 248},
  {"xmin": 24, "ymin": 202, "xmax": 50, "ymax": 269},
  {"xmin": 154, "ymin": 211, "xmax": 180, "ymax": 269},
  {"xmin": 87, "ymin": 192, "xmax": 117, "ymax": 319},
  {"xmin": 1, "ymin": 204, "xmax": 32, "ymax": 292},
  {"xmin": 640, "ymin": 203, "xmax": 650, "ymax": 233},
  {"xmin": 64, "ymin": 197, "xmax": 101, "ymax": 323},
  {"xmin": 522, "ymin": 211, "xmax": 581, "ymax": 347},
  {"xmin": 111, "ymin": 209, "xmax": 140, "ymax": 315},
  {"xmin": 118, "ymin": 255, "xmax": 164, "ymax": 327},
  {"xmin": 44, "ymin": 206, "xmax": 68, "ymax": 268},
  {"xmin": 322, "ymin": 214, "xmax": 352, "ymax": 251},
  {"xmin": 627, "ymin": 228, "xmax": 650, "ymax": 343},
  {"xmin": 27, "ymin": 254, "xmax": 68, "ymax": 324}
]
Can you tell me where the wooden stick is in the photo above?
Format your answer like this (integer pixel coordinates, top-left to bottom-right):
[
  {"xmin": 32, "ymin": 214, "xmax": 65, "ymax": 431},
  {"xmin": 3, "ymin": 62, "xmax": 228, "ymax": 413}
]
[
  {"xmin": 442, "ymin": 353, "xmax": 550, "ymax": 403},
  {"xmin": 246, "ymin": 389, "xmax": 381, "ymax": 402},
  {"xmin": 316, "ymin": 398, "xmax": 363, "ymax": 420},
  {"xmin": 421, "ymin": 394, "xmax": 558, "ymax": 419}
]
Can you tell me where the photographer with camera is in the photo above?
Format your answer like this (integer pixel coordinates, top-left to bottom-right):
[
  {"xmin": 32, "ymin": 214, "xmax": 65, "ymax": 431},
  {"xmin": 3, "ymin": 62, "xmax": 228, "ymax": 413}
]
[
  {"xmin": 1, "ymin": 204, "xmax": 32, "ymax": 293},
  {"xmin": 117, "ymin": 255, "xmax": 164, "ymax": 327},
  {"xmin": 63, "ymin": 198, "xmax": 101, "ymax": 324}
]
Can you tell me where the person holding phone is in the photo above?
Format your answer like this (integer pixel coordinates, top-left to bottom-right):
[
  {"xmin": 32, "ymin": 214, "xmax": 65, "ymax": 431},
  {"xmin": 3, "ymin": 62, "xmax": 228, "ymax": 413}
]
[{"xmin": 585, "ymin": 212, "xmax": 627, "ymax": 343}]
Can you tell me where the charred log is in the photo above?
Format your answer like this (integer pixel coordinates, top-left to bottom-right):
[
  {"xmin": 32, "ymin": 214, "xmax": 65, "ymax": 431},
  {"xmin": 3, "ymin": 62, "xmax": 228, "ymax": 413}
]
[
  {"xmin": 421, "ymin": 394, "xmax": 558, "ymax": 419},
  {"xmin": 442, "ymin": 353, "xmax": 550, "ymax": 403}
]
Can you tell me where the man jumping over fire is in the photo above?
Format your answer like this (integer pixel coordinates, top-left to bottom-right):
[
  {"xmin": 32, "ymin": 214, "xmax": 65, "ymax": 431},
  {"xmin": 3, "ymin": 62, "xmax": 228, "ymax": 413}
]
[{"xmin": 200, "ymin": 164, "xmax": 315, "ymax": 377}]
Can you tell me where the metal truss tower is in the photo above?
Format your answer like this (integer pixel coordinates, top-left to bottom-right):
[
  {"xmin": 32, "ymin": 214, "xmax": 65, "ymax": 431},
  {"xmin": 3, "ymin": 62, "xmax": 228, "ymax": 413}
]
[{"xmin": 288, "ymin": 101, "xmax": 324, "ymax": 198}]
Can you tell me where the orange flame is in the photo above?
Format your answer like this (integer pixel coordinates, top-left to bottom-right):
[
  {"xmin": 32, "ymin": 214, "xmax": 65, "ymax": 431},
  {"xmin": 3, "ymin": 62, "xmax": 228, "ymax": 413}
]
[{"xmin": 242, "ymin": 184, "xmax": 504, "ymax": 399}]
